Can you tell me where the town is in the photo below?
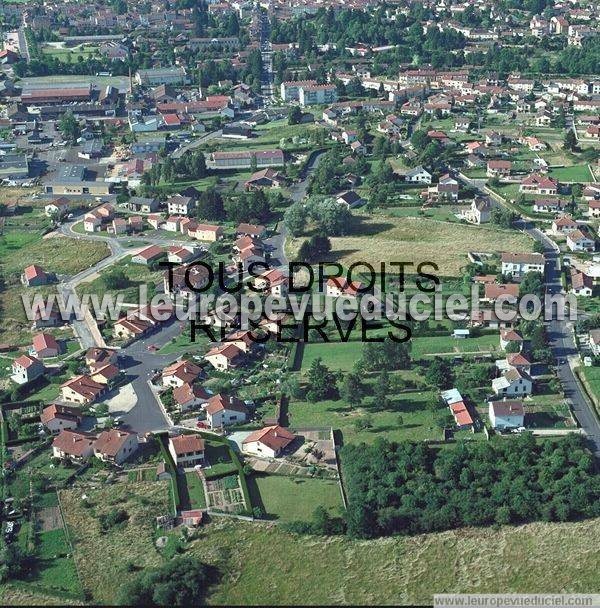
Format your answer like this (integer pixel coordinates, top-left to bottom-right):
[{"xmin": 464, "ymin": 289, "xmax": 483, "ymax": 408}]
[{"xmin": 0, "ymin": 0, "xmax": 600, "ymax": 605}]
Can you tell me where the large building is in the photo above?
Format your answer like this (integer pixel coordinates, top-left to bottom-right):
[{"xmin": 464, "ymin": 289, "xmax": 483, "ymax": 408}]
[
  {"xmin": 210, "ymin": 149, "xmax": 284, "ymax": 170},
  {"xmin": 45, "ymin": 164, "xmax": 112, "ymax": 197},
  {"xmin": 135, "ymin": 67, "xmax": 188, "ymax": 86},
  {"xmin": 298, "ymin": 84, "xmax": 338, "ymax": 106},
  {"xmin": 0, "ymin": 153, "xmax": 29, "ymax": 180}
]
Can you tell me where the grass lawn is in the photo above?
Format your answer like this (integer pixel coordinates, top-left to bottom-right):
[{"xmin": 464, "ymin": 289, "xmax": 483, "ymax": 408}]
[
  {"xmin": 247, "ymin": 474, "xmax": 342, "ymax": 522},
  {"xmin": 187, "ymin": 517, "xmax": 600, "ymax": 605},
  {"xmin": 580, "ymin": 366, "xmax": 600, "ymax": 404},
  {"xmin": 159, "ymin": 328, "xmax": 211, "ymax": 355},
  {"xmin": 410, "ymin": 334, "xmax": 501, "ymax": 359},
  {"xmin": 59, "ymin": 480, "xmax": 170, "ymax": 604},
  {"xmin": 287, "ymin": 388, "xmax": 452, "ymax": 445},
  {"xmin": 549, "ymin": 165, "xmax": 593, "ymax": 183},
  {"xmin": 179, "ymin": 471, "xmax": 207, "ymax": 510},
  {"xmin": 301, "ymin": 342, "xmax": 361, "ymax": 371},
  {"xmin": 309, "ymin": 215, "xmax": 533, "ymax": 277}
]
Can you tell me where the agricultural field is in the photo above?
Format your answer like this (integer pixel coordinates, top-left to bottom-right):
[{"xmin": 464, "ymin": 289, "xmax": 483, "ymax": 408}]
[
  {"xmin": 319, "ymin": 215, "xmax": 533, "ymax": 277},
  {"xmin": 59, "ymin": 480, "xmax": 170, "ymax": 604},
  {"xmin": 247, "ymin": 474, "xmax": 342, "ymax": 522},
  {"xmin": 188, "ymin": 517, "xmax": 600, "ymax": 605}
]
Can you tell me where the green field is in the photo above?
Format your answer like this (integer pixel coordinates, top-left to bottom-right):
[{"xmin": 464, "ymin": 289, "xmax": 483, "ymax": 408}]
[
  {"xmin": 183, "ymin": 471, "xmax": 207, "ymax": 509},
  {"xmin": 549, "ymin": 165, "xmax": 593, "ymax": 183},
  {"xmin": 248, "ymin": 475, "xmax": 342, "ymax": 522},
  {"xmin": 410, "ymin": 334, "xmax": 500, "ymax": 359},
  {"xmin": 581, "ymin": 365, "xmax": 600, "ymax": 404},
  {"xmin": 301, "ymin": 341, "xmax": 361, "ymax": 371},
  {"xmin": 187, "ymin": 517, "xmax": 600, "ymax": 605}
]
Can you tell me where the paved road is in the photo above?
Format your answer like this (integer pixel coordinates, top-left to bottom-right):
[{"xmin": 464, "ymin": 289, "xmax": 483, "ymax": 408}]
[
  {"xmin": 518, "ymin": 221, "xmax": 600, "ymax": 455},
  {"xmin": 171, "ymin": 129, "xmax": 222, "ymax": 159}
]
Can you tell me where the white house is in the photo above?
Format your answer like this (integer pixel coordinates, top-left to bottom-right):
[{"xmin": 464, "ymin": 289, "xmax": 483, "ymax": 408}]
[
  {"xmin": 404, "ymin": 166, "xmax": 432, "ymax": 184},
  {"xmin": 52, "ymin": 430, "xmax": 96, "ymax": 462},
  {"xmin": 492, "ymin": 367, "xmax": 533, "ymax": 397},
  {"xmin": 566, "ymin": 230, "xmax": 595, "ymax": 252},
  {"xmin": 500, "ymin": 252, "xmax": 545, "ymax": 278},
  {"xmin": 168, "ymin": 434, "xmax": 205, "ymax": 468},
  {"xmin": 204, "ymin": 394, "xmax": 248, "ymax": 429},
  {"xmin": 488, "ymin": 400, "xmax": 525, "ymax": 430},
  {"xmin": 242, "ymin": 425, "xmax": 296, "ymax": 458},
  {"xmin": 11, "ymin": 354, "xmax": 45, "ymax": 385},
  {"xmin": 41, "ymin": 404, "xmax": 82, "ymax": 434}
]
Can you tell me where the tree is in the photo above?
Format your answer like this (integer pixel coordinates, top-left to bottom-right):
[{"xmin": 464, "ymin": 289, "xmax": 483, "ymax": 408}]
[
  {"xmin": 340, "ymin": 371, "xmax": 365, "ymax": 407},
  {"xmin": 288, "ymin": 106, "xmax": 303, "ymax": 125},
  {"xmin": 425, "ymin": 357, "xmax": 454, "ymax": 389},
  {"xmin": 519, "ymin": 271, "xmax": 544, "ymax": 299},
  {"xmin": 284, "ymin": 203, "xmax": 307, "ymax": 237},
  {"xmin": 563, "ymin": 129, "xmax": 577, "ymax": 151},
  {"xmin": 0, "ymin": 538, "xmax": 27, "ymax": 583},
  {"xmin": 372, "ymin": 369, "xmax": 390, "ymax": 409},
  {"xmin": 119, "ymin": 556, "xmax": 212, "ymax": 606},
  {"xmin": 196, "ymin": 189, "xmax": 225, "ymax": 221},
  {"xmin": 306, "ymin": 357, "xmax": 338, "ymax": 401},
  {"xmin": 103, "ymin": 268, "xmax": 129, "ymax": 290},
  {"xmin": 59, "ymin": 110, "xmax": 81, "ymax": 144}
]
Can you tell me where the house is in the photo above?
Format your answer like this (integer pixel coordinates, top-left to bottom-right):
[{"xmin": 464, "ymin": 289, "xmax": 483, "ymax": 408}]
[
  {"xmin": 41, "ymin": 404, "xmax": 82, "ymax": 434},
  {"xmin": 496, "ymin": 351, "xmax": 532, "ymax": 376},
  {"xmin": 533, "ymin": 199, "xmax": 567, "ymax": 213},
  {"xmin": 44, "ymin": 197, "xmax": 70, "ymax": 218},
  {"xmin": 111, "ymin": 218, "xmax": 127, "ymax": 235},
  {"xmin": 566, "ymin": 229, "xmax": 595, "ymax": 252},
  {"xmin": 180, "ymin": 509, "xmax": 203, "ymax": 527},
  {"xmin": 244, "ymin": 168, "xmax": 286, "ymax": 190},
  {"xmin": 552, "ymin": 215, "xmax": 578, "ymax": 235},
  {"xmin": 482, "ymin": 283, "xmax": 519, "ymax": 304},
  {"xmin": 11, "ymin": 354, "xmax": 44, "ymax": 385},
  {"xmin": 492, "ymin": 367, "xmax": 533, "ymax": 397},
  {"xmin": 336, "ymin": 190, "xmax": 364, "ymax": 208},
  {"xmin": 487, "ymin": 160, "xmax": 512, "ymax": 178},
  {"xmin": 254, "ymin": 268, "xmax": 289, "ymax": 296},
  {"xmin": 189, "ymin": 223, "xmax": 223, "ymax": 242},
  {"xmin": 242, "ymin": 425, "xmax": 296, "ymax": 458},
  {"xmin": 429, "ymin": 174, "xmax": 459, "ymax": 201},
  {"xmin": 162, "ymin": 359, "xmax": 203, "ymax": 388},
  {"xmin": 464, "ymin": 197, "xmax": 493, "ymax": 224},
  {"xmin": 169, "ymin": 434, "xmax": 205, "ymax": 467},
  {"xmin": 350, "ymin": 141, "xmax": 366, "ymax": 155},
  {"xmin": 90, "ymin": 363, "xmax": 119, "ymax": 385},
  {"xmin": 326, "ymin": 277, "xmax": 363, "ymax": 298},
  {"xmin": 131, "ymin": 245, "xmax": 164, "ymax": 265},
  {"xmin": 85, "ymin": 347, "xmax": 117, "ymax": 370},
  {"xmin": 488, "ymin": 400, "xmax": 525, "ymax": 430},
  {"xmin": 60, "ymin": 375, "xmax": 106, "ymax": 405},
  {"xmin": 113, "ymin": 317, "xmax": 152, "ymax": 340},
  {"xmin": 52, "ymin": 430, "xmax": 96, "ymax": 462},
  {"xmin": 589, "ymin": 200, "xmax": 600, "ymax": 218},
  {"xmin": 404, "ymin": 166, "xmax": 432, "ymax": 184},
  {"xmin": 164, "ymin": 216, "xmax": 183, "ymax": 232},
  {"xmin": 204, "ymin": 394, "xmax": 248, "ymax": 429},
  {"xmin": 449, "ymin": 401, "xmax": 474, "ymax": 429},
  {"xmin": 167, "ymin": 246, "xmax": 197, "ymax": 264},
  {"xmin": 500, "ymin": 329, "xmax": 524, "ymax": 350},
  {"xmin": 570, "ymin": 268, "xmax": 593, "ymax": 296},
  {"xmin": 237, "ymin": 223, "xmax": 266, "ymax": 238},
  {"xmin": 500, "ymin": 252, "xmax": 545, "ymax": 278},
  {"xmin": 167, "ymin": 194, "xmax": 195, "ymax": 216},
  {"xmin": 127, "ymin": 196, "xmax": 159, "ymax": 213},
  {"xmin": 589, "ymin": 329, "xmax": 600, "ymax": 356},
  {"xmin": 204, "ymin": 343, "xmax": 245, "ymax": 371},
  {"xmin": 30, "ymin": 333, "xmax": 61, "ymax": 358},
  {"xmin": 94, "ymin": 429, "xmax": 138, "ymax": 465},
  {"xmin": 173, "ymin": 383, "xmax": 210, "ymax": 412},
  {"xmin": 22, "ymin": 264, "xmax": 49, "ymax": 287},
  {"xmin": 520, "ymin": 174, "xmax": 558, "ymax": 195}
]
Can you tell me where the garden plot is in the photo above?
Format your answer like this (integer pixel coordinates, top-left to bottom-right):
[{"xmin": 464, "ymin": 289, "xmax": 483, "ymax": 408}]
[{"xmin": 204, "ymin": 474, "xmax": 247, "ymax": 513}]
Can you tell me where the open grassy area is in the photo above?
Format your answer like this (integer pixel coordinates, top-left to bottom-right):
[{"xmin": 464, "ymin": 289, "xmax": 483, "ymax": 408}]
[
  {"xmin": 186, "ymin": 517, "xmax": 600, "ymax": 605},
  {"xmin": 248, "ymin": 474, "xmax": 342, "ymax": 522},
  {"xmin": 580, "ymin": 365, "xmax": 600, "ymax": 403},
  {"xmin": 32, "ymin": 528, "xmax": 81, "ymax": 596},
  {"xmin": 59, "ymin": 480, "xmax": 170, "ymax": 604},
  {"xmin": 549, "ymin": 165, "xmax": 593, "ymax": 183},
  {"xmin": 313, "ymin": 215, "xmax": 533, "ymax": 277},
  {"xmin": 410, "ymin": 334, "xmax": 500, "ymax": 359}
]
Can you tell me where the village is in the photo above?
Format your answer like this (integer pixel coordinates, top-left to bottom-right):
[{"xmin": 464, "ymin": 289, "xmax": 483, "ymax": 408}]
[{"xmin": 0, "ymin": 0, "xmax": 600, "ymax": 605}]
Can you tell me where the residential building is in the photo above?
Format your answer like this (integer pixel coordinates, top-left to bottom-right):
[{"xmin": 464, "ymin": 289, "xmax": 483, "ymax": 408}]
[
  {"xmin": 60, "ymin": 375, "xmax": 106, "ymax": 405},
  {"xmin": 94, "ymin": 429, "xmax": 138, "ymax": 465},
  {"xmin": 500, "ymin": 253, "xmax": 545, "ymax": 278},
  {"xmin": 169, "ymin": 434, "xmax": 205, "ymax": 467},
  {"xmin": 242, "ymin": 425, "xmax": 296, "ymax": 458},
  {"xmin": 52, "ymin": 430, "xmax": 96, "ymax": 462},
  {"xmin": 11, "ymin": 354, "xmax": 44, "ymax": 385},
  {"xmin": 488, "ymin": 400, "xmax": 525, "ymax": 430},
  {"xmin": 41, "ymin": 404, "xmax": 82, "ymax": 434},
  {"xmin": 204, "ymin": 394, "xmax": 248, "ymax": 429}
]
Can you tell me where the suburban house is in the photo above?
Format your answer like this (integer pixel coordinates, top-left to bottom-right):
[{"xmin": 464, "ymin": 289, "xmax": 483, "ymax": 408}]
[
  {"xmin": 173, "ymin": 383, "xmax": 210, "ymax": 412},
  {"xmin": 189, "ymin": 223, "xmax": 223, "ymax": 242},
  {"xmin": 168, "ymin": 434, "xmax": 205, "ymax": 467},
  {"xmin": 44, "ymin": 197, "xmax": 70, "ymax": 218},
  {"xmin": 520, "ymin": 174, "xmax": 558, "ymax": 195},
  {"xmin": 589, "ymin": 329, "xmax": 600, "ymax": 357},
  {"xmin": 127, "ymin": 196, "xmax": 159, "ymax": 213},
  {"xmin": 242, "ymin": 425, "xmax": 296, "ymax": 458},
  {"xmin": 93, "ymin": 429, "xmax": 138, "ymax": 465},
  {"xmin": 254, "ymin": 268, "xmax": 289, "ymax": 296},
  {"xmin": 90, "ymin": 363, "xmax": 119, "ymax": 385},
  {"xmin": 204, "ymin": 394, "xmax": 248, "ymax": 429},
  {"xmin": 404, "ymin": 166, "xmax": 432, "ymax": 184},
  {"xmin": 500, "ymin": 329, "xmax": 524, "ymax": 350},
  {"xmin": 131, "ymin": 245, "xmax": 164, "ymax": 265},
  {"xmin": 326, "ymin": 277, "xmax": 364, "ymax": 298},
  {"xmin": 85, "ymin": 347, "xmax": 117, "ymax": 370},
  {"xmin": 11, "ymin": 354, "xmax": 45, "ymax": 385},
  {"xmin": 449, "ymin": 400, "xmax": 474, "ymax": 430},
  {"xmin": 428, "ymin": 174, "xmax": 459, "ymax": 201},
  {"xmin": 570, "ymin": 268, "xmax": 593, "ymax": 297},
  {"xmin": 336, "ymin": 190, "xmax": 364, "ymax": 208},
  {"xmin": 552, "ymin": 215, "xmax": 578, "ymax": 235},
  {"xmin": 41, "ymin": 404, "xmax": 83, "ymax": 434},
  {"xmin": 566, "ymin": 229, "xmax": 595, "ymax": 252},
  {"xmin": 488, "ymin": 400, "xmax": 525, "ymax": 430},
  {"xmin": 167, "ymin": 194, "xmax": 195, "ymax": 216},
  {"xmin": 60, "ymin": 375, "xmax": 106, "ymax": 405},
  {"xmin": 533, "ymin": 199, "xmax": 567, "ymax": 214},
  {"xmin": 162, "ymin": 359, "xmax": 203, "ymax": 388},
  {"xmin": 30, "ymin": 333, "xmax": 62, "ymax": 358},
  {"xmin": 464, "ymin": 197, "xmax": 493, "ymax": 224},
  {"xmin": 52, "ymin": 430, "xmax": 97, "ymax": 462},
  {"xmin": 492, "ymin": 367, "xmax": 533, "ymax": 397},
  {"xmin": 21, "ymin": 264, "xmax": 49, "ymax": 287},
  {"xmin": 487, "ymin": 160, "xmax": 512, "ymax": 178},
  {"xmin": 496, "ymin": 351, "xmax": 532, "ymax": 376},
  {"xmin": 237, "ymin": 223, "xmax": 266, "ymax": 238},
  {"xmin": 113, "ymin": 317, "xmax": 152, "ymax": 339},
  {"xmin": 482, "ymin": 283, "xmax": 519, "ymax": 304},
  {"xmin": 204, "ymin": 343, "xmax": 245, "ymax": 371},
  {"xmin": 500, "ymin": 252, "xmax": 545, "ymax": 278}
]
